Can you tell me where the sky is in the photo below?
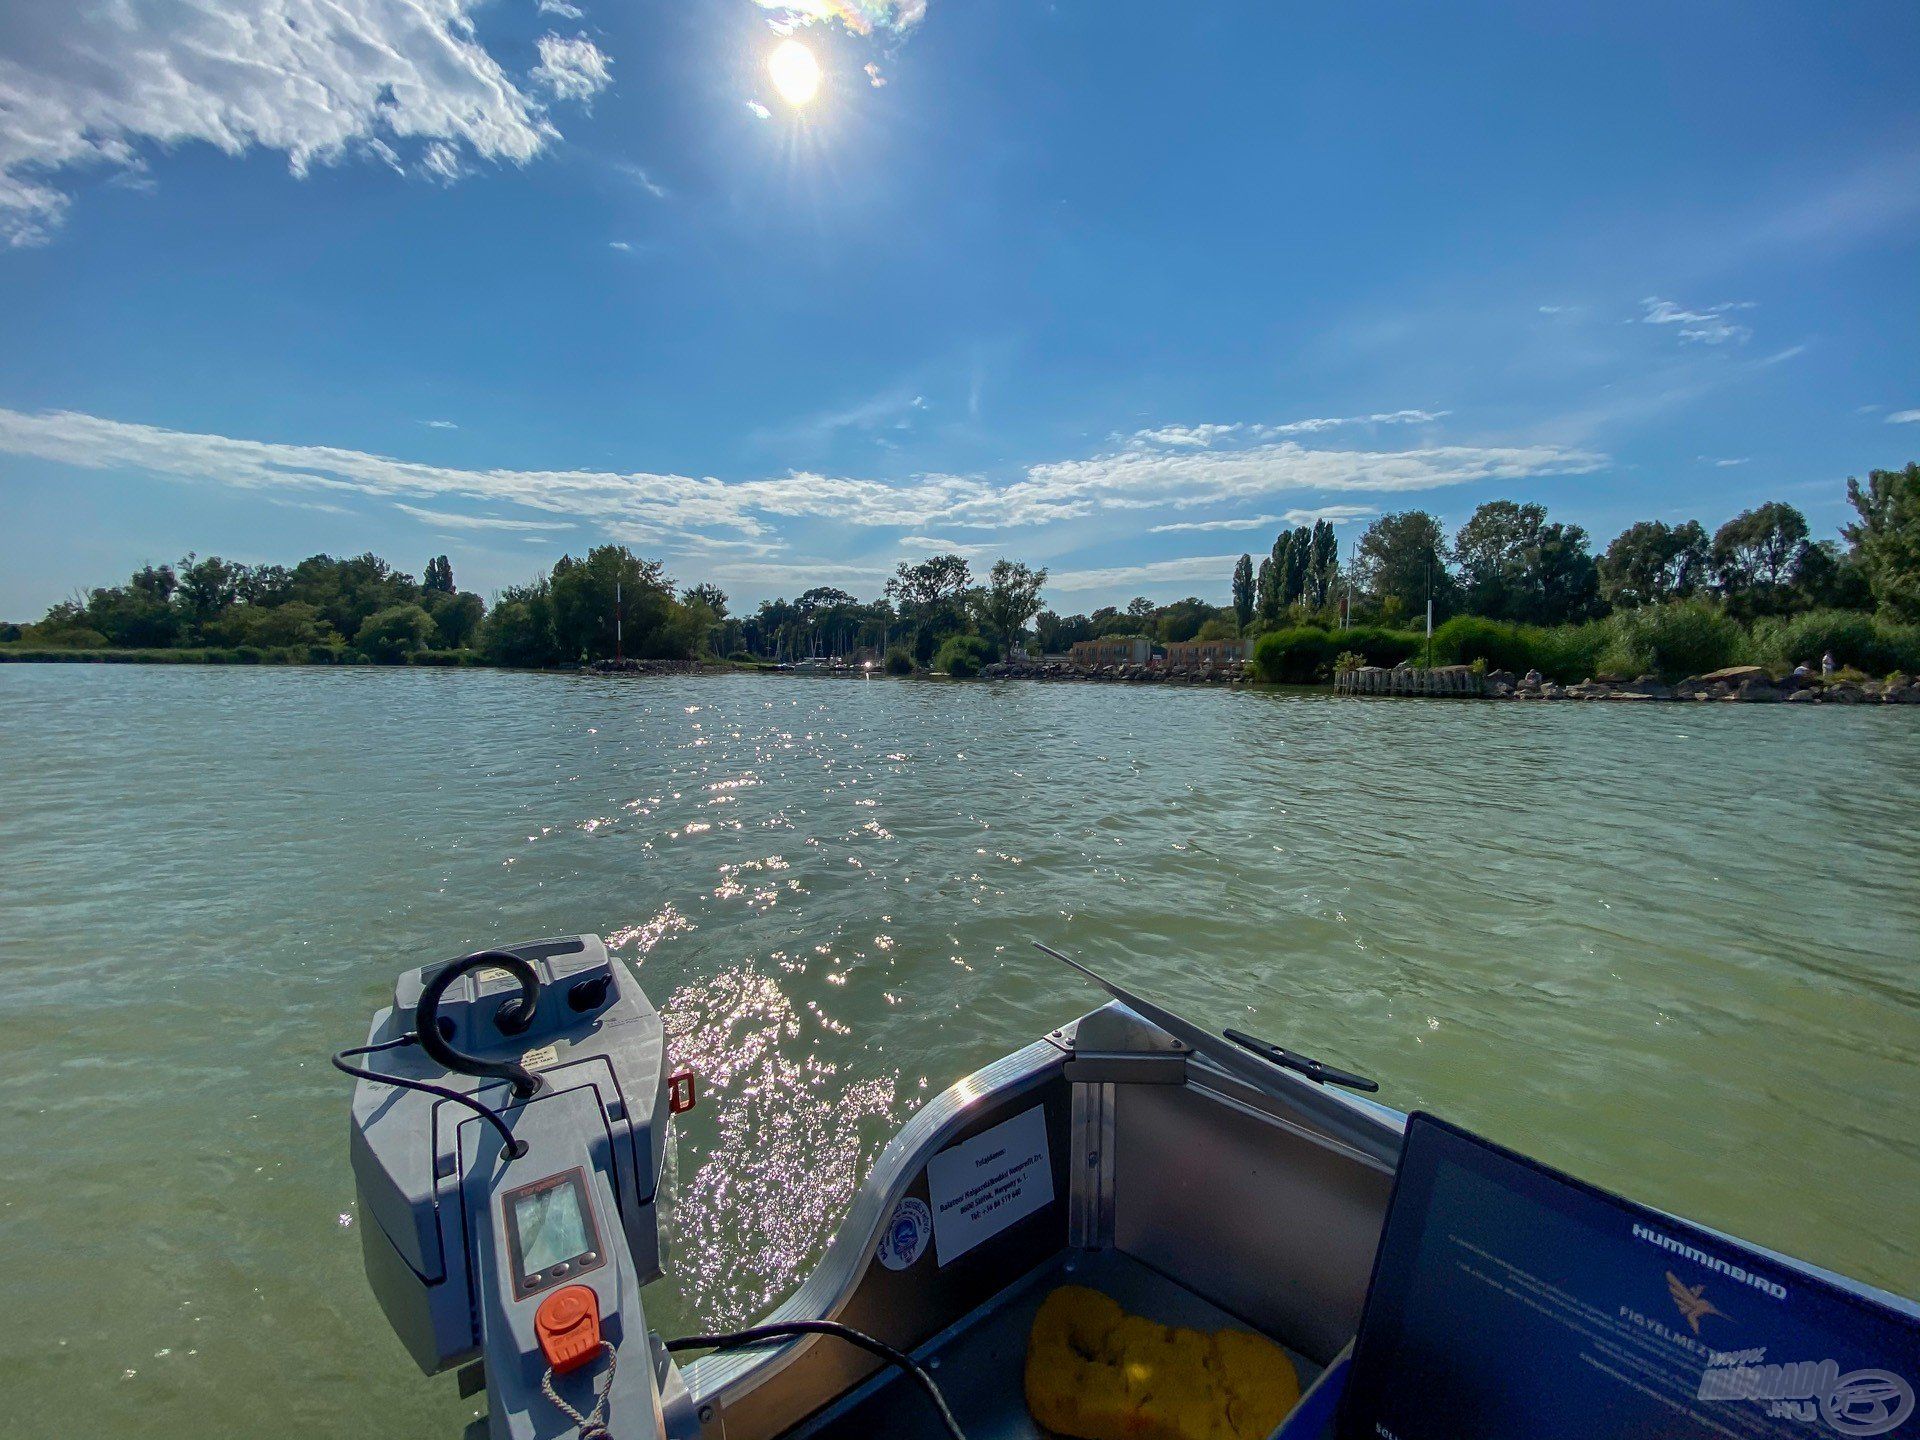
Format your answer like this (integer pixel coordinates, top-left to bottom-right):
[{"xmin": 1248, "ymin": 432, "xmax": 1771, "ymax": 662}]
[{"xmin": 1, "ymin": 0, "xmax": 1917, "ymax": 619}]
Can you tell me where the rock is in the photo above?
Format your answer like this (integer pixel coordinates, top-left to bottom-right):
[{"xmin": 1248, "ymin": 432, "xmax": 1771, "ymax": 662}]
[
  {"xmin": 1616, "ymin": 678, "xmax": 1672, "ymax": 699},
  {"xmin": 1566, "ymin": 680, "xmax": 1609, "ymax": 700},
  {"xmin": 1699, "ymin": 665, "xmax": 1772, "ymax": 685},
  {"xmin": 1487, "ymin": 681, "xmax": 1513, "ymax": 698},
  {"xmin": 1541, "ymin": 683, "xmax": 1565, "ymax": 699},
  {"xmin": 1608, "ymin": 690, "xmax": 1654, "ymax": 700},
  {"xmin": 1736, "ymin": 679, "xmax": 1781, "ymax": 702},
  {"xmin": 1825, "ymin": 684, "xmax": 1862, "ymax": 704},
  {"xmin": 1785, "ymin": 688, "xmax": 1818, "ymax": 703},
  {"xmin": 1486, "ymin": 669, "xmax": 1515, "ymax": 688}
]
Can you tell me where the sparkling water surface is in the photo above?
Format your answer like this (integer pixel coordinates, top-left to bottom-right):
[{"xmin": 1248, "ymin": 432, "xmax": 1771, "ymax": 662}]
[{"xmin": 2, "ymin": 666, "xmax": 1916, "ymax": 1436}]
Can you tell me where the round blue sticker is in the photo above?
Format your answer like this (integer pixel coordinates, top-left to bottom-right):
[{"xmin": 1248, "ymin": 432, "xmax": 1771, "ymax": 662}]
[{"xmin": 877, "ymin": 1197, "xmax": 932, "ymax": 1270}]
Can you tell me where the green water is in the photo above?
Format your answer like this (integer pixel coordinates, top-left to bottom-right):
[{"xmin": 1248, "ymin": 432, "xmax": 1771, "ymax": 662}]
[{"xmin": 2, "ymin": 666, "xmax": 1916, "ymax": 1435}]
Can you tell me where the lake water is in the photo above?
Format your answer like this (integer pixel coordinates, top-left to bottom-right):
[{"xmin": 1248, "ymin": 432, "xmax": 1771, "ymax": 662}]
[{"xmin": 2, "ymin": 665, "xmax": 1916, "ymax": 1435}]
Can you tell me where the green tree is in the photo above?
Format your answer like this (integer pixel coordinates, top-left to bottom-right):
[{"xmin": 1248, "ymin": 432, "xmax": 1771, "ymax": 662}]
[
  {"xmin": 289, "ymin": 553, "xmax": 420, "ymax": 639},
  {"xmin": 210, "ymin": 601, "xmax": 334, "ymax": 649},
  {"xmin": 423, "ymin": 555, "xmax": 455, "ymax": 595},
  {"xmin": 1231, "ymin": 554, "xmax": 1255, "ymax": 632},
  {"xmin": 550, "ymin": 546, "xmax": 678, "ymax": 660},
  {"xmin": 1711, "ymin": 502, "xmax": 1810, "ymax": 617},
  {"xmin": 1282, "ymin": 526, "xmax": 1311, "ymax": 606},
  {"xmin": 1307, "ymin": 521, "xmax": 1338, "ymax": 607},
  {"xmin": 975, "ymin": 559, "xmax": 1048, "ymax": 650},
  {"xmin": 1352, "ymin": 511, "xmax": 1453, "ymax": 621},
  {"xmin": 1843, "ymin": 462, "xmax": 1920, "ymax": 620},
  {"xmin": 1154, "ymin": 596, "xmax": 1218, "ymax": 644},
  {"xmin": 425, "ymin": 590, "xmax": 485, "ymax": 649},
  {"xmin": 481, "ymin": 580, "xmax": 562, "ymax": 666},
  {"xmin": 354, "ymin": 604, "xmax": 437, "ymax": 661},
  {"xmin": 176, "ymin": 553, "xmax": 246, "ymax": 634},
  {"xmin": 933, "ymin": 634, "xmax": 993, "ymax": 676},
  {"xmin": 1452, "ymin": 501, "xmax": 1600, "ymax": 625},
  {"xmin": 1255, "ymin": 556, "xmax": 1281, "ymax": 623},
  {"xmin": 1598, "ymin": 520, "xmax": 1709, "ymax": 608}
]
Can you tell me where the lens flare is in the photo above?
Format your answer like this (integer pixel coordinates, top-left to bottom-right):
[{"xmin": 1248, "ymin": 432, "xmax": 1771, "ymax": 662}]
[{"xmin": 768, "ymin": 39, "xmax": 821, "ymax": 107}]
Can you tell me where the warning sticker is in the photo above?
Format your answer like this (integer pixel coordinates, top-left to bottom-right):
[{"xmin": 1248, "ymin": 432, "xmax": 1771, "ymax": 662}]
[{"xmin": 925, "ymin": 1106, "xmax": 1054, "ymax": 1267}]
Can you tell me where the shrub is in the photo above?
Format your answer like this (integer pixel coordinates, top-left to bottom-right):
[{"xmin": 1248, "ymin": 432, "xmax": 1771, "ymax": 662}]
[
  {"xmin": 1252, "ymin": 626, "xmax": 1422, "ymax": 682},
  {"xmin": 1429, "ymin": 615, "xmax": 1549, "ymax": 674},
  {"xmin": 1333, "ymin": 650, "xmax": 1364, "ymax": 675},
  {"xmin": 728, "ymin": 650, "xmax": 756, "ymax": 663},
  {"xmin": 231, "ymin": 645, "xmax": 264, "ymax": 664},
  {"xmin": 933, "ymin": 634, "xmax": 992, "ymax": 677},
  {"xmin": 1595, "ymin": 601, "xmax": 1745, "ymax": 680},
  {"xmin": 884, "ymin": 646, "xmax": 915, "ymax": 675},
  {"xmin": 354, "ymin": 603, "xmax": 437, "ymax": 662},
  {"xmin": 1750, "ymin": 609, "xmax": 1920, "ymax": 677}
]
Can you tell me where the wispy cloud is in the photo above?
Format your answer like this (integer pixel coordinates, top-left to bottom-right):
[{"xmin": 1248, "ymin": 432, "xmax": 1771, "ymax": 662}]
[
  {"xmin": 532, "ymin": 35, "xmax": 613, "ymax": 103},
  {"xmin": 1149, "ymin": 505, "xmax": 1376, "ymax": 533},
  {"xmin": 609, "ymin": 240, "xmax": 634, "ymax": 252},
  {"xmin": 1129, "ymin": 410, "xmax": 1446, "ymax": 450},
  {"xmin": 0, "ymin": 405, "xmax": 1604, "ymax": 551},
  {"xmin": 1047, "ymin": 555, "xmax": 1243, "ymax": 594},
  {"xmin": 611, "ymin": 161, "xmax": 668, "ymax": 199},
  {"xmin": 538, "ymin": 0, "xmax": 585, "ymax": 16},
  {"xmin": 1888, "ymin": 409, "xmax": 1920, "ymax": 425},
  {"xmin": 744, "ymin": 101, "xmax": 773, "ymax": 121},
  {"xmin": 393, "ymin": 504, "xmax": 574, "ymax": 532},
  {"xmin": 864, "ymin": 63, "xmax": 888, "ymax": 88},
  {"xmin": 898, "ymin": 535, "xmax": 994, "ymax": 556},
  {"xmin": 0, "ymin": 0, "xmax": 608, "ymax": 247},
  {"xmin": 750, "ymin": 1, "xmax": 928, "ymax": 37},
  {"xmin": 421, "ymin": 419, "xmax": 458, "ymax": 430},
  {"xmin": 1699, "ymin": 456, "xmax": 1749, "ymax": 467},
  {"xmin": 1640, "ymin": 297, "xmax": 1754, "ymax": 346}
]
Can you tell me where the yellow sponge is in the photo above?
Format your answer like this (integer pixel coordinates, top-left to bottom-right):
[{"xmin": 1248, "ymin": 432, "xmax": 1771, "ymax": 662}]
[{"xmin": 1024, "ymin": 1285, "xmax": 1301, "ymax": 1440}]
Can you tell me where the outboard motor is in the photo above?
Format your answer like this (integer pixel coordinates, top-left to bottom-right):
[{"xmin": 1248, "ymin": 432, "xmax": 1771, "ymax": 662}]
[{"xmin": 341, "ymin": 935, "xmax": 697, "ymax": 1440}]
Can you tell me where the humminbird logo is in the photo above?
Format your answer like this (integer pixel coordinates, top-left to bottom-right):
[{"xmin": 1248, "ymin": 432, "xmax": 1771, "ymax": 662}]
[{"xmin": 1634, "ymin": 1223, "xmax": 1789, "ymax": 1300}]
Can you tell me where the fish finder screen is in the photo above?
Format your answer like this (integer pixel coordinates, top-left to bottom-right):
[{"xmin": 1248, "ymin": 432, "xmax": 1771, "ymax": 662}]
[
  {"xmin": 1339, "ymin": 1113, "xmax": 1920, "ymax": 1440},
  {"xmin": 512, "ymin": 1179, "xmax": 591, "ymax": 1275}
]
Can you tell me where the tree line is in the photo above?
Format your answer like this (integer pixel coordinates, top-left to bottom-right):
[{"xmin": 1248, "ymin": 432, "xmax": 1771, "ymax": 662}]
[{"xmin": 7, "ymin": 462, "xmax": 1916, "ymax": 673}]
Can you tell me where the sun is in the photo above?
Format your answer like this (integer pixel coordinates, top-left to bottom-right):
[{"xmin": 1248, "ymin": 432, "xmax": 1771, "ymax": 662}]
[{"xmin": 768, "ymin": 39, "xmax": 821, "ymax": 107}]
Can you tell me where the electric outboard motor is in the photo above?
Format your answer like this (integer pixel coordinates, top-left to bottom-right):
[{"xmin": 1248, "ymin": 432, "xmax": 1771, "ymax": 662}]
[{"xmin": 344, "ymin": 934, "xmax": 696, "ymax": 1440}]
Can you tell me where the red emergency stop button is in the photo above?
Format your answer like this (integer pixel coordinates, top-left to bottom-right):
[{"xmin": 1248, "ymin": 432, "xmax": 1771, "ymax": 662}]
[{"xmin": 535, "ymin": 1285, "xmax": 603, "ymax": 1374}]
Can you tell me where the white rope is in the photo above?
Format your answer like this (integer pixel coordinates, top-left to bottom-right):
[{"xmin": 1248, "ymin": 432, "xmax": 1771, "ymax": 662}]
[{"xmin": 539, "ymin": 1342, "xmax": 617, "ymax": 1440}]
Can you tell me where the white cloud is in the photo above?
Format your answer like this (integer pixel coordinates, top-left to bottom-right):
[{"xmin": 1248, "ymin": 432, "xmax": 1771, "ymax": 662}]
[
  {"xmin": 0, "ymin": 405, "xmax": 1604, "ymax": 551},
  {"xmin": 1129, "ymin": 410, "xmax": 1445, "ymax": 450},
  {"xmin": 1640, "ymin": 297, "xmax": 1754, "ymax": 346},
  {"xmin": 750, "ymin": 1, "xmax": 928, "ymax": 37},
  {"xmin": 898, "ymin": 535, "xmax": 994, "ymax": 556},
  {"xmin": 612, "ymin": 161, "xmax": 667, "ymax": 199},
  {"xmin": 745, "ymin": 101, "xmax": 773, "ymax": 120},
  {"xmin": 532, "ymin": 35, "xmax": 613, "ymax": 103},
  {"xmin": 609, "ymin": 240, "xmax": 633, "ymax": 252},
  {"xmin": 538, "ymin": 0, "xmax": 585, "ymax": 16},
  {"xmin": 0, "ymin": 1, "xmax": 607, "ymax": 246},
  {"xmin": 393, "ymin": 504, "xmax": 574, "ymax": 532},
  {"xmin": 865, "ymin": 63, "xmax": 888, "ymax": 88},
  {"xmin": 1887, "ymin": 409, "xmax": 1920, "ymax": 425},
  {"xmin": 1047, "ymin": 555, "xmax": 1243, "ymax": 594},
  {"xmin": 1149, "ymin": 504, "xmax": 1376, "ymax": 533},
  {"xmin": 422, "ymin": 419, "xmax": 459, "ymax": 430}
]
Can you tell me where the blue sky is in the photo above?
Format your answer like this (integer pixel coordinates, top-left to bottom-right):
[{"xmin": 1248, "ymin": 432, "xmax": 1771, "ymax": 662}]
[{"xmin": 1, "ymin": 0, "xmax": 1917, "ymax": 618}]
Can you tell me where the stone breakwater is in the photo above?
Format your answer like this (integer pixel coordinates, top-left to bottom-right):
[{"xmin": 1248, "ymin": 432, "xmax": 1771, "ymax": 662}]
[
  {"xmin": 982, "ymin": 659, "xmax": 1248, "ymax": 685},
  {"xmin": 1480, "ymin": 665, "xmax": 1920, "ymax": 705}
]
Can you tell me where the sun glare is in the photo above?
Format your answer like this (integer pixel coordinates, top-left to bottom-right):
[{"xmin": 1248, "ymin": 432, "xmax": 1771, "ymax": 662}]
[{"xmin": 768, "ymin": 39, "xmax": 821, "ymax": 107}]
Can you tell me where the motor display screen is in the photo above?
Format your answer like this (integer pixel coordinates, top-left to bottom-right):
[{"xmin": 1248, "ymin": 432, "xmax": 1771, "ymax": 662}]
[
  {"xmin": 1339, "ymin": 1113, "xmax": 1920, "ymax": 1440},
  {"xmin": 503, "ymin": 1169, "xmax": 603, "ymax": 1296},
  {"xmin": 514, "ymin": 1184, "xmax": 590, "ymax": 1274}
]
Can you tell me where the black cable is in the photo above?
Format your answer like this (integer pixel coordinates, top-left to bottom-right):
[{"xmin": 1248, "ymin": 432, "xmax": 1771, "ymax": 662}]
[
  {"xmin": 665, "ymin": 1321, "xmax": 967, "ymax": 1440},
  {"xmin": 332, "ymin": 1034, "xmax": 528, "ymax": 1159}
]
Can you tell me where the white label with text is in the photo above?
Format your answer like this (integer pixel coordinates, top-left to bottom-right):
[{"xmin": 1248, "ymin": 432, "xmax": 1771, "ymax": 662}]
[{"xmin": 925, "ymin": 1105, "xmax": 1054, "ymax": 1267}]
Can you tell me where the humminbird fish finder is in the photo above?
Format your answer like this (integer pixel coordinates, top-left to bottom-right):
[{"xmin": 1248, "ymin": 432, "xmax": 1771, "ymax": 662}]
[
  {"xmin": 1337, "ymin": 1113, "xmax": 1920, "ymax": 1440},
  {"xmin": 342, "ymin": 936, "xmax": 698, "ymax": 1440}
]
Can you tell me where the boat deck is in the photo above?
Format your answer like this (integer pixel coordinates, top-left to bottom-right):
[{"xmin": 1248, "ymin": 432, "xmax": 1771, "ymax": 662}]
[{"xmin": 785, "ymin": 1248, "xmax": 1322, "ymax": 1440}]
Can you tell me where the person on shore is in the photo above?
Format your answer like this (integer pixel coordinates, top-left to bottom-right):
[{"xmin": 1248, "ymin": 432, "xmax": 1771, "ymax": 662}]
[
  {"xmin": 1523, "ymin": 667, "xmax": 1543, "ymax": 687},
  {"xmin": 1822, "ymin": 651, "xmax": 1838, "ymax": 676},
  {"xmin": 1793, "ymin": 663, "xmax": 1811, "ymax": 679}
]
